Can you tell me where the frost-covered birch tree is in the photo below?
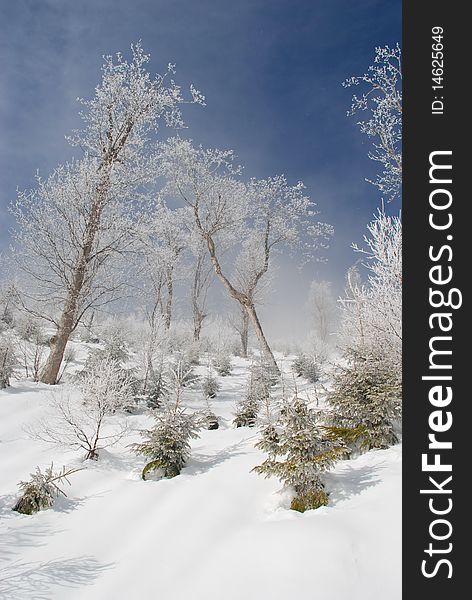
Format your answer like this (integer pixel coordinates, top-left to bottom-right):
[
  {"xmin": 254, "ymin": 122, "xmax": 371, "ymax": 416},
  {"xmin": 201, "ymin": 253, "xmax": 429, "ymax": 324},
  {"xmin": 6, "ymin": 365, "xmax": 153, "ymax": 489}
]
[
  {"xmin": 142, "ymin": 203, "xmax": 188, "ymax": 330},
  {"xmin": 11, "ymin": 44, "xmax": 203, "ymax": 384},
  {"xmin": 341, "ymin": 210, "xmax": 402, "ymax": 369},
  {"xmin": 190, "ymin": 240, "xmax": 213, "ymax": 342},
  {"xmin": 231, "ymin": 232, "xmax": 273, "ymax": 357},
  {"xmin": 343, "ymin": 44, "xmax": 402, "ymax": 201},
  {"xmin": 307, "ymin": 279, "xmax": 338, "ymax": 348},
  {"xmin": 158, "ymin": 138, "xmax": 331, "ymax": 370}
]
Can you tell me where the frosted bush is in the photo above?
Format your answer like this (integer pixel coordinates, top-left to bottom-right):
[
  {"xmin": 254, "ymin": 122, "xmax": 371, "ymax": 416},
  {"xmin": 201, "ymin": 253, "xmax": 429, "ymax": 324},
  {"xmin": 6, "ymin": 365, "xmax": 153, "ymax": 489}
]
[{"xmin": 0, "ymin": 334, "xmax": 16, "ymax": 388}]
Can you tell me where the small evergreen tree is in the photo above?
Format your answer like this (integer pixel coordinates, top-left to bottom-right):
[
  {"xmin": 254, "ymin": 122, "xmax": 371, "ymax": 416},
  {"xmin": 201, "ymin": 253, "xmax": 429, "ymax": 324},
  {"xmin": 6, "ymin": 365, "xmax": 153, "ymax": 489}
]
[
  {"xmin": 253, "ymin": 396, "xmax": 345, "ymax": 512},
  {"xmin": 233, "ymin": 363, "xmax": 272, "ymax": 427},
  {"xmin": 12, "ymin": 464, "xmax": 82, "ymax": 515},
  {"xmin": 292, "ymin": 353, "xmax": 321, "ymax": 383},
  {"xmin": 326, "ymin": 351, "xmax": 402, "ymax": 451},
  {"xmin": 132, "ymin": 358, "xmax": 200, "ymax": 479},
  {"xmin": 132, "ymin": 403, "xmax": 200, "ymax": 479},
  {"xmin": 202, "ymin": 367, "xmax": 220, "ymax": 399},
  {"xmin": 0, "ymin": 284, "xmax": 16, "ymax": 331},
  {"xmin": 144, "ymin": 366, "xmax": 170, "ymax": 409},
  {"xmin": 213, "ymin": 353, "xmax": 232, "ymax": 376},
  {"xmin": 199, "ymin": 399, "xmax": 220, "ymax": 430},
  {"xmin": 184, "ymin": 342, "xmax": 201, "ymax": 366}
]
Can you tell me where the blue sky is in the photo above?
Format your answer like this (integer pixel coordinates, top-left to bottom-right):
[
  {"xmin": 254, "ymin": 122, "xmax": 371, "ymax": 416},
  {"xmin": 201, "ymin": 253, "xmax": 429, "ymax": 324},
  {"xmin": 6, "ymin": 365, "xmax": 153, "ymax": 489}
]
[{"xmin": 0, "ymin": 0, "xmax": 400, "ymax": 333}]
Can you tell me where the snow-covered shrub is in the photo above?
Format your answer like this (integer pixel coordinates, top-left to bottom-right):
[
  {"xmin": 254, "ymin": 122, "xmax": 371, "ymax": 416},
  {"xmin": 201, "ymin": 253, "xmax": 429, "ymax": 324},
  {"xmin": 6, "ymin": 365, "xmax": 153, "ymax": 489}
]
[
  {"xmin": 169, "ymin": 358, "xmax": 199, "ymax": 388},
  {"xmin": 202, "ymin": 368, "xmax": 219, "ymax": 399},
  {"xmin": 85, "ymin": 326, "xmax": 129, "ymax": 369},
  {"xmin": 132, "ymin": 403, "xmax": 200, "ymax": 479},
  {"xmin": 292, "ymin": 354, "xmax": 321, "ymax": 384},
  {"xmin": 12, "ymin": 464, "xmax": 81, "ymax": 515},
  {"xmin": 33, "ymin": 358, "xmax": 133, "ymax": 459},
  {"xmin": 199, "ymin": 399, "xmax": 219, "ymax": 430},
  {"xmin": 0, "ymin": 284, "xmax": 16, "ymax": 331},
  {"xmin": 339, "ymin": 210, "xmax": 402, "ymax": 380},
  {"xmin": 213, "ymin": 353, "xmax": 232, "ymax": 377},
  {"xmin": 202, "ymin": 410, "xmax": 219, "ymax": 430},
  {"xmin": 15, "ymin": 317, "xmax": 49, "ymax": 381},
  {"xmin": 233, "ymin": 363, "xmax": 272, "ymax": 428},
  {"xmin": 133, "ymin": 349, "xmax": 202, "ymax": 479},
  {"xmin": 143, "ymin": 364, "xmax": 170, "ymax": 409},
  {"xmin": 326, "ymin": 351, "xmax": 402, "ymax": 451},
  {"xmin": 0, "ymin": 334, "xmax": 17, "ymax": 388},
  {"xmin": 253, "ymin": 396, "xmax": 346, "ymax": 512},
  {"xmin": 184, "ymin": 341, "xmax": 201, "ymax": 366}
]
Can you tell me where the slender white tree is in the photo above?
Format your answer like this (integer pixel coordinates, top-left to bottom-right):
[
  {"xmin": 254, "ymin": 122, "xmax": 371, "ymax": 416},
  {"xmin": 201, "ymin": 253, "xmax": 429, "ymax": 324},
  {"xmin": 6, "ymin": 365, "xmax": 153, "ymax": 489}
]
[
  {"xmin": 353, "ymin": 209, "xmax": 402, "ymax": 367},
  {"xmin": 343, "ymin": 44, "xmax": 402, "ymax": 201},
  {"xmin": 11, "ymin": 43, "xmax": 203, "ymax": 384},
  {"xmin": 142, "ymin": 202, "xmax": 188, "ymax": 330},
  {"xmin": 190, "ymin": 240, "xmax": 213, "ymax": 342},
  {"xmin": 307, "ymin": 279, "xmax": 338, "ymax": 348},
  {"xmin": 158, "ymin": 138, "xmax": 331, "ymax": 370},
  {"xmin": 231, "ymin": 231, "xmax": 273, "ymax": 357}
]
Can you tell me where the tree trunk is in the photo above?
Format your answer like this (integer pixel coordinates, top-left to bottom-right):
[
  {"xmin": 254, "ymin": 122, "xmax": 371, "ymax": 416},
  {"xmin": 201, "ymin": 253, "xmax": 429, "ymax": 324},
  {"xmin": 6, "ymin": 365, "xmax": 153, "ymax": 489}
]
[
  {"xmin": 240, "ymin": 308, "xmax": 249, "ymax": 358},
  {"xmin": 40, "ymin": 172, "xmax": 111, "ymax": 384},
  {"xmin": 202, "ymin": 233, "xmax": 279, "ymax": 372},
  {"xmin": 41, "ymin": 314, "xmax": 74, "ymax": 384},
  {"xmin": 193, "ymin": 312, "xmax": 204, "ymax": 342},
  {"xmin": 191, "ymin": 254, "xmax": 207, "ymax": 342},
  {"xmin": 244, "ymin": 303, "xmax": 278, "ymax": 370},
  {"xmin": 164, "ymin": 269, "xmax": 173, "ymax": 330}
]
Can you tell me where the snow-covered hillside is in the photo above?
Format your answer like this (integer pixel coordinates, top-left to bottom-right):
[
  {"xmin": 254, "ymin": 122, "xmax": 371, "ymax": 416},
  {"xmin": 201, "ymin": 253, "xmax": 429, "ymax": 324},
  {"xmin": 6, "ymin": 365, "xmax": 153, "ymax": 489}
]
[{"xmin": 0, "ymin": 353, "xmax": 401, "ymax": 600}]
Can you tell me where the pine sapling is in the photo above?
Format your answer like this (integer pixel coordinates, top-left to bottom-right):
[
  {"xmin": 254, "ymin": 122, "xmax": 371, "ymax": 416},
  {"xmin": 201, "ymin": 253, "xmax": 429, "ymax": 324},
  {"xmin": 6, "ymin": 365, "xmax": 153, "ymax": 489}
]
[
  {"xmin": 213, "ymin": 353, "xmax": 232, "ymax": 377},
  {"xmin": 132, "ymin": 360, "xmax": 200, "ymax": 479},
  {"xmin": 253, "ymin": 396, "xmax": 346, "ymax": 512},
  {"xmin": 233, "ymin": 363, "xmax": 272, "ymax": 428},
  {"xmin": 292, "ymin": 354, "xmax": 321, "ymax": 384},
  {"xmin": 326, "ymin": 350, "xmax": 402, "ymax": 451},
  {"xmin": 12, "ymin": 464, "xmax": 82, "ymax": 515},
  {"xmin": 202, "ymin": 366, "xmax": 220, "ymax": 399},
  {"xmin": 199, "ymin": 398, "xmax": 219, "ymax": 430},
  {"xmin": 145, "ymin": 367, "xmax": 170, "ymax": 409}
]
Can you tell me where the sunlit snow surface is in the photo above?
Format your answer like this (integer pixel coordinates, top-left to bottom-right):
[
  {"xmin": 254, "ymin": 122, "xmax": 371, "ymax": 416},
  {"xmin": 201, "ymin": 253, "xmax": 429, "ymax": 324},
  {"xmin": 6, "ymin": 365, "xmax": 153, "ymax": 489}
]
[{"xmin": 0, "ymin": 349, "xmax": 401, "ymax": 600}]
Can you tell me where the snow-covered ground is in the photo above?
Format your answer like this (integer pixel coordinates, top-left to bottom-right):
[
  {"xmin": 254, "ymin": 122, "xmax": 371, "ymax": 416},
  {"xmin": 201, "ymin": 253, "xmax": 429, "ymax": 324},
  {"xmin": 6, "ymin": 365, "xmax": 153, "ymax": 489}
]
[{"xmin": 0, "ymin": 353, "xmax": 401, "ymax": 600}]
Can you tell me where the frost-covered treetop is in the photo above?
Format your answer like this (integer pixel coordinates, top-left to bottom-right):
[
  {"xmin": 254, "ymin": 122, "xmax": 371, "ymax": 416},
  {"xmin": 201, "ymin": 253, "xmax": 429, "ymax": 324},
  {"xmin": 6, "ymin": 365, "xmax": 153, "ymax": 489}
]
[
  {"xmin": 158, "ymin": 137, "xmax": 248, "ymax": 242},
  {"xmin": 343, "ymin": 44, "xmax": 402, "ymax": 201},
  {"xmin": 158, "ymin": 137, "xmax": 332, "ymax": 261},
  {"xmin": 68, "ymin": 42, "xmax": 205, "ymax": 163},
  {"xmin": 247, "ymin": 175, "xmax": 333, "ymax": 262}
]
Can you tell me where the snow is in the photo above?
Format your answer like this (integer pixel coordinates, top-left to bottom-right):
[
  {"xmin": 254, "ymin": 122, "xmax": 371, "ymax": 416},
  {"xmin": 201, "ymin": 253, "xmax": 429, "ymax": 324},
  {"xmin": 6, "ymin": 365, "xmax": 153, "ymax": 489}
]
[{"xmin": 0, "ymin": 354, "xmax": 401, "ymax": 600}]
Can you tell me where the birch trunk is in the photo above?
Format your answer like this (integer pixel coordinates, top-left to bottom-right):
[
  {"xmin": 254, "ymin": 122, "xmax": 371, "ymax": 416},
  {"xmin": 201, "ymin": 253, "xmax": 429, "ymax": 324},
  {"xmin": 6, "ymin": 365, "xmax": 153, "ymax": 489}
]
[
  {"xmin": 204, "ymin": 234, "xmax": 278, "ymax": 372},
  {"xmin": 40, "ymin": 173, "xmax": 110, "ymax": 384},
  {"xmin": 239, "ymin": 308, "xmax": 249, "ymax": 358}
]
